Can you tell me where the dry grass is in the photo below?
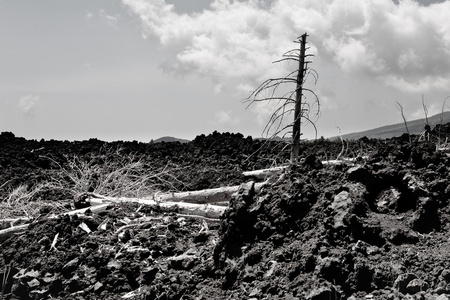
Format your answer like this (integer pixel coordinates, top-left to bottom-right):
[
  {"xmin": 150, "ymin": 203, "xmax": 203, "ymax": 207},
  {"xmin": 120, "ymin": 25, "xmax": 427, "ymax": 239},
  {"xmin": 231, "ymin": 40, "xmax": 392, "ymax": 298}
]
[
  {"xmin": 1, "ymin": 265, "xmax": 12, "ymax": 299},
  {"xmin": 0, "ymin": 146, "xmax": 185, "ymax": 220},
  {"xmin": 46, "ymin": 146, "xmax": 185, "ymax": 198},
  {"xmin": 0, "ymin": 183, "xmax": 67, "ymax": 220}
]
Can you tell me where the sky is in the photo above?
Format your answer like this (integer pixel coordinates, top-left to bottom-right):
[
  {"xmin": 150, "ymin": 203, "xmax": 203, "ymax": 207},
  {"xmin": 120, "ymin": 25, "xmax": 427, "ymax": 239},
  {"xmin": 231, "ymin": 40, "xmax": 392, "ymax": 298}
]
[{"xmin": 1, "ymin": 0, "xmax": 450, "ymax": 142}]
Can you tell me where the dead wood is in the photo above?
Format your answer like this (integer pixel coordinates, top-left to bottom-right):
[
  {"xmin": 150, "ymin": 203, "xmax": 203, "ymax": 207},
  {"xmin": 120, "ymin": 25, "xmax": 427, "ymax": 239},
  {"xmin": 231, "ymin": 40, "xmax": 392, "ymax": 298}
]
[
  {"xmin": 243, "ymin": 166, "xmax": 288, "ymax": 180},
  {"xmin": 0, "ymin": 204, "xmax": 111, "ymax": 239},
  {"xmin": 86, "ymin": 196, "xmax": 226, "ymax": 219}
]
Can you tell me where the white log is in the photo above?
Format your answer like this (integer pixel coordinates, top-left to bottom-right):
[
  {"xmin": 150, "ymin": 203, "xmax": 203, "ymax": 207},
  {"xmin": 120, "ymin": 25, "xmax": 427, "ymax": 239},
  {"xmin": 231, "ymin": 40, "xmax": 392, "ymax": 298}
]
[
  {"xmin": 87, "ymin": 197, "xmax": 226, "ymax": 219},
  {"xmin": 1, "ymin": 181, "xmax": 274, "ymax": 239},
  {"xmin": 0, "ymin": 204, "xmax": 112, "ymax": 239},
  {"xmin": 242, "ymin": 157, "xmax": 368, "ymax": 177},
  {"xmin": 321, "ymin": 156, "xmax": 367, "ymax": 165},
  {"xmin": 156, "ymin": 186, "xmax": 239, "ymax": 204},
  {"xmin": 0, "ymin": 200, "xmax": 226, "ymax": 239},
  {"xmin": 64, "ymin": 203, "xmax": 111, "ymax": 215},
  {"xmin": 243, "ymin": 166, "xmax": 288, "ymax": 179},
  {"xmin": 0, "ymin": 223, "xmax": 29, "ymax": 238},
  {"xmin": 155, "ymin": 182, "xmax": 267, "ymax": 204}
]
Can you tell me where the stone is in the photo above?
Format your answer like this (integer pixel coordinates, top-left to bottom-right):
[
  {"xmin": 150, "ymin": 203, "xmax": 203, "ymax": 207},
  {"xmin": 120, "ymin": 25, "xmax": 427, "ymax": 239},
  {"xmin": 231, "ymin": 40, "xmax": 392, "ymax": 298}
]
[
  {"xmin": 42, "ymin": 273, "xmax": 55, "ymax": 284},
  {"xmin": 376, "ymin": 188, "xmax": 401, "ymax": 212},
  {"xmin": 67, "ymin": 276, "xmax": 81, "ymax": 293},
  {"xmin": 249, "ymin": 287, "xmax": 261, "ymax": 297},
  {"xmin": 435, "ymin": 280, "xmax": 447, "ymax": 295},
  {"xmin": 406, "ymin": 278, "xmax": 427, "ymax": 294},
  {"xmin": 317, "ymin": 257, "xmax": 342, "ymax": 283},
  {"xmin": 433, "ymin": 266, "xmax": 444, "ymax": 278},
  {"xmin": 441, "ymin": 269, "xmax": 450, "ymax": 281},
  {"xmin": 393, "ymin": 273, "xmax": 417, "ymax": 294},
  {"xmin": 107, "ymin": 259, "xmax": 122, "ymax": 270},
  {"xmin": 347, "ymin": 165, "xmax": 375, "ymax": 189},
  {"xmin": 242, "ymin": 269, "xmax": 256, "ymax": 283},
  {"xmin": 352, "ymin": 240, "xmax": 379, "ymax": 255},
  {"xmin": 141, "ymin": 266, "xmax": 158, "ymax": 284},
  {"xmin": 330, "ymin": 183, "xmax": 369, "ymax": 229},
  {"xmin": 409, "ymin": 197, "xmax": 440, "ymax": 233},
  {"xmin": 352, "ymin": 240, "xmax": 370, "ymax": 253},
  {"xmin": 264, "ymin": 260, "xmax": 278, "ymax": 278},
  {"xmin": 27, "ymin": 278, "xmax": 40, "ymax": 288},
  {"xmin": 306, "ymin": 286, "xmax": 341, "ymax": 300},
  {"xmin": 436, "ymin": 295, "xmax": 450, "ymax": 300},
  {"xmin": 402, "ymin": 173, "xmax": 428, "ymax": 202},
  {"xmin": 330, "ymin": 191, "xmax": 352, "ymax": 228},
  {"xmin": 168, "ymin": 250, "xmax": 199, "ymax": 270},
  {"xmin": 239, "ymin": 181, "xmax": 255, "ymax": 203},
  {"xmin": 93, "ymin": 281, "xmax": 104, "ymax": 293},
  {"xmin": 388, "ymin": 228, "xmax": 419, "ymax": 245}
]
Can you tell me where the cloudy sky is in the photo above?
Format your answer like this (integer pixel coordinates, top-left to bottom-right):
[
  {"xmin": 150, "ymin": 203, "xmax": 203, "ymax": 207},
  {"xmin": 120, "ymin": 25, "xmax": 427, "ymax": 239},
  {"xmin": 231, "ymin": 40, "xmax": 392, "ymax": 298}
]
[{"xmin": 1, "ymin": 0, "xmax": 450, "ymax": 142}]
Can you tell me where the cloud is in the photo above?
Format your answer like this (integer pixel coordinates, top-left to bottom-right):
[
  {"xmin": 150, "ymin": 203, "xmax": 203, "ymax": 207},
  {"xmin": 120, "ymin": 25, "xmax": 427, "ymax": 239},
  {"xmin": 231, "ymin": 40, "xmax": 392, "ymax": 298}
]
[
  {"xmin": 122, "ymin": 0, "xmax": 291, "ymax": 84},
  {"xmin": 19, "ymin": 95, "xmax": 39, "ymax": 116},
  {"xmin": 99, "ymin": 9, "xmax": 121, "ymax": 26},
  {"xmin": 86, "ymin": 9, "xmax": 120, "ymax": 26},
  {"xmin": 213, "ymin": 110, "xmax": 239, "ymax": 126},
  {"xmin": 410, "ymin": 101, "xmax": 442, "ymax": 120},
  {"xmin": 123, "ymin": 0, "xmax": 450, "ymax": 94}
]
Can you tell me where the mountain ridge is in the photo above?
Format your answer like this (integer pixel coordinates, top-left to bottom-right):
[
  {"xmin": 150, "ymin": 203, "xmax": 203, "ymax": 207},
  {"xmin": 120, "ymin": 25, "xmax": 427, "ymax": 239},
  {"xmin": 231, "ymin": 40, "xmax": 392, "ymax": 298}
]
[
  {"xmin": 330, "ymin": 111, "xmax": 450, "ymax": 140},
  {"xmin": 152, "ymin": 136, "xmax": 190, "ymax": 143}
]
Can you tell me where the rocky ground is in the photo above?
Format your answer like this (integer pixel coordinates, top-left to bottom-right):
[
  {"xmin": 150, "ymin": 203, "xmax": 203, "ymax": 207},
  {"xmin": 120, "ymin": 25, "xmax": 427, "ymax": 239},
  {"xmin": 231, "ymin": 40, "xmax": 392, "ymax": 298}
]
[{"xmin": 1, "ymin": 126, "xmax": 450, "ymax": 299}]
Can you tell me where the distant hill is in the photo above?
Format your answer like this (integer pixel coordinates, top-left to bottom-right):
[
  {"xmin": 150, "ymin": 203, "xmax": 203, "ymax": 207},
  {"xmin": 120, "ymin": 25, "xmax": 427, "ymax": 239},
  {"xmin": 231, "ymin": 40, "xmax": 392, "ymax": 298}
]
[
  {"xmin": 330, "ymin": 111, "xmax": 450, "ymax": 140},
  {"xmin": 152, "ymin": 136, "xmax": 190, "ymax": 143}
]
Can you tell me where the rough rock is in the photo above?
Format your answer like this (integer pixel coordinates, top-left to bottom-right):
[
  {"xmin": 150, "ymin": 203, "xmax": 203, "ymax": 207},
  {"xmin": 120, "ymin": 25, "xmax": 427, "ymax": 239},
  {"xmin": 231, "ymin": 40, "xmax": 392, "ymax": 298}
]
[
  {"xmin": 2, "ymin": 131, "xmax": 450, "ymax": 299},
  {"xmin": 393, "ymin": 273, "xmax": 417, "ymax": 294},
  {"xmin": 406, "ymin": 278, "xmax": 428, "ymax": 294}
]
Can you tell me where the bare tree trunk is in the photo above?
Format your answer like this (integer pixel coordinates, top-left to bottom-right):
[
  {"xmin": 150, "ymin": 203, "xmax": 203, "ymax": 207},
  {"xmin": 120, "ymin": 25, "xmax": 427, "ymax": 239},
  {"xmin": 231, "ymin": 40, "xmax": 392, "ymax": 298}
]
[
  {"xmin": 396, "ymin": 102, "xmax": 411, "ymax": 144},
  {"xmin": 291, "ymin": 33, "xmax": 307, "ymax": 162}
]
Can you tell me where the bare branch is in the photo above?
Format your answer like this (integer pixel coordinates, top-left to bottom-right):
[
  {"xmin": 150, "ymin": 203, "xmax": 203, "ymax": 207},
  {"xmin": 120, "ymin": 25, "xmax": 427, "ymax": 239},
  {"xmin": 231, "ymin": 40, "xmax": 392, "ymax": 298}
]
[
  {"xmin": 243, "ymin": 33, "xmax": 320, "ymax": 162},
  {"xmin": 396, "ymin": 102, "xmax": 411, "ymax": 144},
  {"xmin": 421, "ymin": 94, "xmax": 429, "ymax": 126}
]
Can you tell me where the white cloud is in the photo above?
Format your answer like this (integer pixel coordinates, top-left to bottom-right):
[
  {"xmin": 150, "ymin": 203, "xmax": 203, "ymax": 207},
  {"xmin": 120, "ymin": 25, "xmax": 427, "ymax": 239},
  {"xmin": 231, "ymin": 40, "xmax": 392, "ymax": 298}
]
[
  {"xmin": 122, "ymin": 0, "xmax": 450, "ymax": 133},
  {"xmin": 398, "ymin": 48, "xmax": 422, "ymax": 71},
  {"xmin": 122, "ymin": 0, "xmax": 291, "ymax": 84},
  {"xmin": 213, "ymin": 110, "xmax": 239, "ymax": 126},
  {"xmin": 99, "ymin": 9, "xmax": 121, "ymax": 26},
  {"xmin": 410, "ymin": 101, "xmax": 442, "ymax": 120},
  {"xmin": 383, "ymin": 75, "xmax": 450, "ymax": 93},
  {"xmin": 19, "ymin": 95, "xmax": 39, "ymax": 116},
  {"xmin": 123, "ymin": 0, "xmax": 450, "ymax": 93},
  {"xmin": 213, "ymin": 83, "xmax": 224, "ymax": 94}
]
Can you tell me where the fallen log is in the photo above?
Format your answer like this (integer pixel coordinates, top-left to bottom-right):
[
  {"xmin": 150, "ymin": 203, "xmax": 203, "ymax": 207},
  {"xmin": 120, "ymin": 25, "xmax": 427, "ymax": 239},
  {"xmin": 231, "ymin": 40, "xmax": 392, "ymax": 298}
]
[
  {"xmin": 243, "ymin": 166, "xmax": 288, "ymax": 180},
  {"xmin": 1, "ymin": 183, "xmax": 256, "ymax": 239},
  {"xmin": 156, "ymin": 182, "xmax": 266, "ymax": 204},
  {"xmin": 1, "ymin": 178, "xmax": 276, "ymax": 240},
  {"xmin": 321, "ymin": 157, "xmax": 367, "ymax": 165},
  {"xmin": 82, "ymin": 182, "xmax": 266, "ymax": 207},
  {"xmin": 0, "ymin": 204, "xmax": 112, "ymax": 240},
  {"xmin": 242, "ymin": 157, "xmax": 367, "ymax": 180},
  {"xmin": 87, "ymin": 197, "xmax": 226, "ymax": 219},
  {"xmin": 156, "ymin": 186, "xmax": 239, "ymax": 204},
  {"xmin": 0, "ymin": 198, "xmax": 228, "ymax": 240},
  {"xmin": 0, "ymin": 223, "xmax": 29, "ymax": 238}
]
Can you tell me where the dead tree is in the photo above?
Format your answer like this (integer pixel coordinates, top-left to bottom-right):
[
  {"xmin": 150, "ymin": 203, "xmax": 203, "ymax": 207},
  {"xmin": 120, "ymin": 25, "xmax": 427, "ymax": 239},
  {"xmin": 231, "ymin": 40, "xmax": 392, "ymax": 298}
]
[
  {"xmin": 421, "ymin": 95, "xmax": 431, "ymax": 141},
  {"xmin": 244, "ymin": 33, "xmax": 319, "ymax": 163},
  {"xmin": 396, "ymin": 102, "xmax": 411, "ymax": 143}
]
